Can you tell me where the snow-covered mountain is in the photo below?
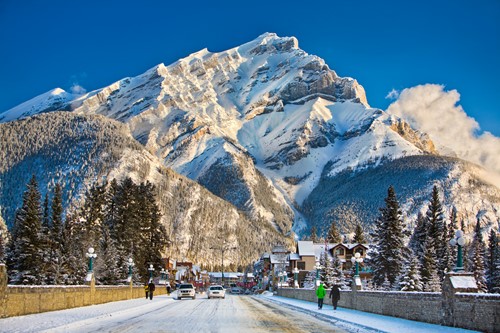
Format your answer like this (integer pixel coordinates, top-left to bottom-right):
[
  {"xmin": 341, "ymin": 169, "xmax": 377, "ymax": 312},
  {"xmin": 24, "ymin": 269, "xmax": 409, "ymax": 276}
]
[
  {"xmin": 1, "ymin": 32, "xmax": 499, "ymax": 238},
  {"xmin": 0, "ymin": 112, "xmax": 292, "ymax": 266}
]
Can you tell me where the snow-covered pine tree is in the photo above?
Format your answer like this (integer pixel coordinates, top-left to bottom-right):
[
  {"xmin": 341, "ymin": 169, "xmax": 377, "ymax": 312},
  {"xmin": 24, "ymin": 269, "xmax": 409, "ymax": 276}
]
[
  {"xmin": 420, "ymin": 237, "xmax": 441, "ymax": 292},
  {"xmin": 400, "ymin": 255, "xmax": 422, "ymax": 291},
  {"xmin": 461, "ymin": 219, "xmax": 469, "ymax": 271},
  {"xmin": 303, "ymin": 270, "xmax": 316, "ymax": 289},
  {"xmin": 487, "ymin": 230, "xmax": 499, "ymax": 293},
  {"xmin": 331, "ymin": 253, "xmax": 347, "ymax": 289},
  {"xmin": 81, "ymin": 182, "xmax": 108, "ymax": 251},
  {"xmin": 326, "ymin": 222, "xmax": 341, "ymax": 243},
  {"xmin": 425, "ymin": 185, "xmax": 446, "ymax": 279},
  {"xmin": 408, "ymin": 212, "xmax": 426, "ymax": 257},
  {"xmin": 447, "ymin": 208, "xmax": 458, "ymax": 270},
  {"xmin": 440, "ymin": 219, "xmax": 454, "ymax": 276},
  {"xmin": 381, "ymin": 275, "xmax": 391, "ymax": 291},
  {"xmin": 470, "ymin": 219, "xmax": 487, "ymax": 292},
  {"xmin": 370, "ymin": 185, "xmax": 406, "ymax": 288},
  {"xmin": 47, "ymin": 183, "xmax": 64, "ymax": 284},
  {"xmin": 7, "ymin": 175, "xmax": 44, "ymax": 284},
  {"xmin": 95, "ymin": 223, "xmax": 121, "ymax": 285},
  {"xmin": 353, "ymin": 224, "xmax": 365, "ymax": 244},
  {"xmin": 61, "ymin": 213, "xmax": 87, "ymax": 284},
  {"xmin": 319, "ymin": 249, "xmax": 333, "ymax": 288}
]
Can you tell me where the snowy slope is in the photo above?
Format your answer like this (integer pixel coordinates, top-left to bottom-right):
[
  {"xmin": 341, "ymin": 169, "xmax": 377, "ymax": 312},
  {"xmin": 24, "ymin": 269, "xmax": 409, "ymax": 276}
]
[{"xmin": 0, "ymin": 88, "xmax": 73, "ymax": 122}]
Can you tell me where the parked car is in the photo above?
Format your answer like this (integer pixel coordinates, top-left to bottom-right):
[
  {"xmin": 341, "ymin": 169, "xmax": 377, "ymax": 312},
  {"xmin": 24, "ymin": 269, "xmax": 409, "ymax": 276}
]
[
  {"xmin": 207, "ymin": 285, "xmax": 226, "ymax": 299},
  {"xmin": 177, "ymin": 283, "xmax": 196, "ymax": 300}
]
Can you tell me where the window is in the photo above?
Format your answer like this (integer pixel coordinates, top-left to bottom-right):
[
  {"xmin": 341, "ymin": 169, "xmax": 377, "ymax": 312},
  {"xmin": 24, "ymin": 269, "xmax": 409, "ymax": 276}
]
[
  {"xmin": 355, "ymin": 248, "xmax": 364, "ymax": 256},
  {"xmin": 335, "ymin": 248, "xmax": 345, "ymax": 256},
  {"xmin": 297, "ymin": 262, "xmax": 305, "ymax": 270}
]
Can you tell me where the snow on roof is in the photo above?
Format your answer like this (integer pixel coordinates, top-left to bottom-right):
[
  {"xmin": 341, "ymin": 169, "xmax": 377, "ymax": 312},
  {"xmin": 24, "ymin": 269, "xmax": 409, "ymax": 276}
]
[
  {"xmin": 270, "ymin": 253, "xmax": 288, "ymax": 264},
  {"xmin": 289, "ymin": 253, "xmax": 301, "ymax": 260},
  {"xmin": 297, "ymin": 241, "xmax": 314, "ymax": 256}
]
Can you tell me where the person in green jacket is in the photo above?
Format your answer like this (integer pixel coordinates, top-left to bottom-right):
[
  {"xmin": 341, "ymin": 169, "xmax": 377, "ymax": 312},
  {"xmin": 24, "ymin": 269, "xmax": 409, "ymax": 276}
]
[{"xmin": 316, "ymin": 282, "xmax": 326, "ymax": 309}]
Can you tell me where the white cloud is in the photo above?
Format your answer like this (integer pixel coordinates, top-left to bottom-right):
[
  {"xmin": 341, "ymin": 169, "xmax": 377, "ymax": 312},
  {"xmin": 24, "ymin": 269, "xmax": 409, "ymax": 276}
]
[
  {"xmin": 386, "ymin": 84, "xmax": 500, "ymax": 186},
  {"xmin": 70, "ymin": 84, "xmax": 87, "ymax": 95},
  {"xmin": 385, "ymin": 88, "xmax": 400, "ymax": 100}
]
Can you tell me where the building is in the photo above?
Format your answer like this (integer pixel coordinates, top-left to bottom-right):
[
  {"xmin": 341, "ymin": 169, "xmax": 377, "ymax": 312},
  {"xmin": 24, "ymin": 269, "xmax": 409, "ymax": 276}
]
[{"xmin": 288, "ymin": 241, "xmax": 371, "ymax": 287}]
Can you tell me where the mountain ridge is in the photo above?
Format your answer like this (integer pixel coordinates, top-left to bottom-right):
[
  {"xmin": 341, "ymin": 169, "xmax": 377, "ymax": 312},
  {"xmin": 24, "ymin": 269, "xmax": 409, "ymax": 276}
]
[{"xmin": 1, "ymin": 33, "xmax": 498, "ymax": 240}]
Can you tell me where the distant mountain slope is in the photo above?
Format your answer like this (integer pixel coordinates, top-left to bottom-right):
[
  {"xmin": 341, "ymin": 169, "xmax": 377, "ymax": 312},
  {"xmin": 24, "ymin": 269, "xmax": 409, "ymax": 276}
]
[
  {"xmin": 0, "ymin": 112, "xmax": 292, "ymax": 266},
  {"xmin": 1, "ymin": 33, "xmax": 498, "ymax": 239},
  {"xmin": 303, "ymin": 155, "xmax": 500, "ymax": 237}
]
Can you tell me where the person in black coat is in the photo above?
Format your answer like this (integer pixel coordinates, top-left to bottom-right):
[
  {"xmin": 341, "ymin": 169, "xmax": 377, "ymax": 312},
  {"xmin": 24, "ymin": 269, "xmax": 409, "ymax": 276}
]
[
  {"xmin": 329, "ymin": 285, "xmax": 340, "ymax": 310},
  {"xmin": 148, "ymin": 280, "xmax": 156, "ymax": 300}
]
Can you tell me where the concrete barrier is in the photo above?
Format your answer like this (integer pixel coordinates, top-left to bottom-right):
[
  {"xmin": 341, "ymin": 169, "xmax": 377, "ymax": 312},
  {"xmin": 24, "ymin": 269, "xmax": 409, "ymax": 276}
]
[
  {"xmin": 277, "ymin": 286, "xmax": 500, "ymax": 333},
  {"xmin": 0, "ymin": 265, "xmax": 166, "ymax": 318}
]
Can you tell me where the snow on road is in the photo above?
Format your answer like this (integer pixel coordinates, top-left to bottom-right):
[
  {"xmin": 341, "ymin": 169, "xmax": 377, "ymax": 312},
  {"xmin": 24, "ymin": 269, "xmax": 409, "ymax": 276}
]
[{"xmin": 0, "ymin": 291, "xmax": 480, "ymax": 333}]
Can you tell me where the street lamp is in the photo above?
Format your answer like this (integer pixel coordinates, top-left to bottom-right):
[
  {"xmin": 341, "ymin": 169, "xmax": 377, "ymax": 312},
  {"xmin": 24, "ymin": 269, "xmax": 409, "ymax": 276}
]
[
  {"xmin": 278, "ymin": 272, "xmax": 283, "ymax": 288},
  {"xmin": 86, "ymin": 247, "xmax": 97, "ymax": 272},
  {"xmin": 127, "ymin": 258, "xmax": 134, "ymax": 282},
  {"xmin": 292, "ymin": 267, "xmax": 299, "ymax": 288},
  {"xmin": 148, "ymin": 264, "xmax": 154, "ymax": 281},
  {"xmin": 160, "ymin": 268, "xmax": 166, "ymax": 283},
  {"xmin": 351, "ymin": 252, "xmax": 363, "ymax": 277},
  {"xmin": 449, "ymin": 230, "xmax": 465, "ymax": 272},
  {"xmin": 314, "ymin": 259, "xmax": 323, "ymax": 287}
]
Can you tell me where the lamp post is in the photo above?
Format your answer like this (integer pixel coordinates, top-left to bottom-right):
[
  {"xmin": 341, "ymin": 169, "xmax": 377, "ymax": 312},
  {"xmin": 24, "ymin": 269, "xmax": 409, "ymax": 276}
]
[
  {"xmin": 292, "ymin": 267, "xmax": 299, "ymax": 288},
  {"xmin": 148, "ymin": 264, "xmax": 154, "ymax": 281},
  {"xmin": 449, "ymin": 230, "xmax": 465, "ymax": 272},
  {"xmin": 314, "ymin": 259, "xmax": 322, "ymax": 287},
  {"xmin": 86, "ymin": 247, "xmax": 97, "ymax": 273},
  {"xmin": 127, "ymin": 258, "xmax": 134, "ymax": 282},
  {"xmin": 160, "ymin": 268, "xmax": 166, "ymax": 283},
  {"xmin": 351, "ymin": 252, "xmax": 363, "ymax": 277},
  {"xmin": 278, "ymin": 272, "xmax": 283, "ymax": 288}
]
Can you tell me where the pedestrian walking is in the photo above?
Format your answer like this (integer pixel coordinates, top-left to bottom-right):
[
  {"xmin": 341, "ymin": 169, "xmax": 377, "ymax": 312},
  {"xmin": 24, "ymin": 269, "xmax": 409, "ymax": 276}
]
[
  {"xmin": 144, "ymin": 282, "xmax": 149, "ymax": 299},
  {"xmin": 166, "ymin": 282, "xmax": 171, "ymax": 295},
  {"xmin": 148, "ymin": 280, "xmax": 156, "ymax": 300},
  {"xmin": 329, "ymin": 284, "xmax": 340, "ymax": 310},
  {"xmin": 316, "ymin": 282, "xmax": 326, "ymax": 309}
]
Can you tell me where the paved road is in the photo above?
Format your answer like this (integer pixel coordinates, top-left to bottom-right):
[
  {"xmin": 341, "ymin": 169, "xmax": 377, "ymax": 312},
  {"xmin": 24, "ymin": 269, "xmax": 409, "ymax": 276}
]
[{"xmin": 28, "ymin": 293, "xmax": 347, "ymax": 333}]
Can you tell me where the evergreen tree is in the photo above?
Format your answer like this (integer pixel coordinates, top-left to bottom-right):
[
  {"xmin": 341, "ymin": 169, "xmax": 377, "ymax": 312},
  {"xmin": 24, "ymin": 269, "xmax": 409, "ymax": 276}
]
[
  {"xmin": 487, "ymin": 230, "xmax": 499, "ymax": 293},
  {"xmin": 94, "ymin": 223, "xmax": 121, "ymax": 285},
  {"xmin": 61, "ymin": 213, "xmax": 87, "ymax": 284},
  {"xmin": 420, "ymin": 238, "xmax": 441, "ymax": 292},
  {"xmin": 447, "ymin": 208, "xmax": 458, "ymax": 270},
  {"xmin": 408, "ymin": 212, "xmax": 426, "ymax": 257},
  {"xmin": 425, "ymin": 185, "xmax": 446, "ymax": 279},
  {"xmin": 470, "ymin": 219, "xmax": 487, "ymax": 292},
  {"xmin": 326, "ymin": 222, "xmax": 342, "ymax": 243},
  {"xmin": 81, "ymin": 182, "xmax": 108, "ymax": 251},
  {"xmin": 136, "ymin": 181, "xmax": 167, "ymax": 277},
  {"xmin": 370, "ymin": 185, "xmax": 406, "ymax": 288},
  {"xmin": 353, "ymin": 224, "xmax": 365, "ymax": 244},
  {"xmin": 400, "ymin": 256, "xmax": 423, "ymax": 291},
  {"xmin": 319, "ymin": 249, "xmax": 333, "ymax": 288},
  {"xmin": 7, "ymin": 175, "xmax": 44, "ymax": 284},
  {"xmin": 331, "ymin": 253, "xmax": 347, "ymax": 289},
  {"xmin": 48, "ymin": 183, "xmax": 64, "ymax": 284}
]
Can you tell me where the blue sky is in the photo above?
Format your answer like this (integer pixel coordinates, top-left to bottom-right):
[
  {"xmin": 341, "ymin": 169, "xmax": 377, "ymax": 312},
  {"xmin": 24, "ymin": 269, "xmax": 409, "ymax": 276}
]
[{"xmin": 1, "ymin": 0, "xmax": 499, "ymax": 136}]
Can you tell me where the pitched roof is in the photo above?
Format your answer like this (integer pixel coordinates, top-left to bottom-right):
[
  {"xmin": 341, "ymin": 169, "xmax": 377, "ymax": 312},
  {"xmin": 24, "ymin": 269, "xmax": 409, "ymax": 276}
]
[{"xmin": 297, "ymin": 241, "xmax": 315, "ymax": 256}]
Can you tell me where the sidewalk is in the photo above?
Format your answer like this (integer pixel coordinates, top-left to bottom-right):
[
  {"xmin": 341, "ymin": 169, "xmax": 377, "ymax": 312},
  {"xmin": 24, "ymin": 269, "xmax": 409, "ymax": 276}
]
[{"xmin": 258, "ymin": 292, "xmax": 480, "ymax": 333}]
